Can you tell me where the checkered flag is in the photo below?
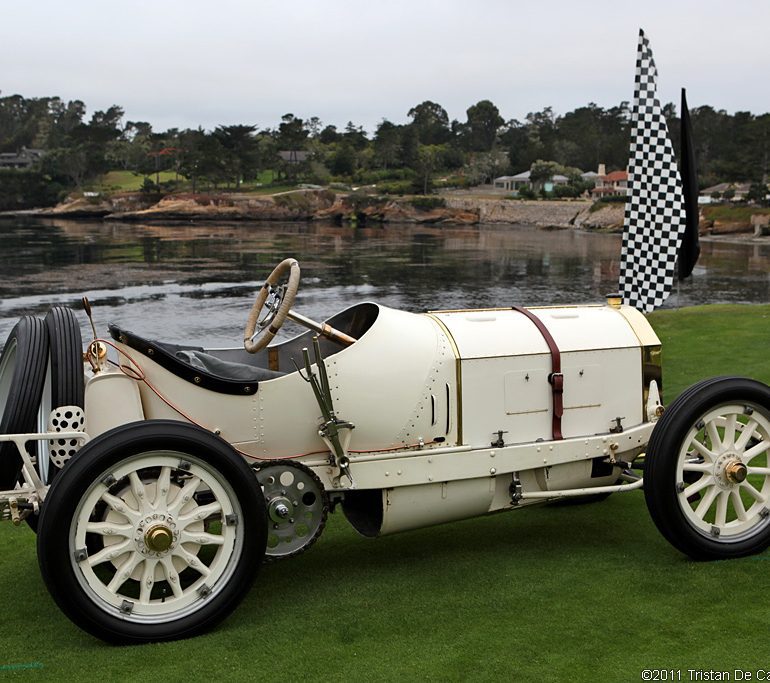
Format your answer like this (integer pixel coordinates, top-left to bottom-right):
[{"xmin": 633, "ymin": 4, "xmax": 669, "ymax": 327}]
[{"xmin": 619, "ymin": 29, "xmax": 687, "ymax": 313}]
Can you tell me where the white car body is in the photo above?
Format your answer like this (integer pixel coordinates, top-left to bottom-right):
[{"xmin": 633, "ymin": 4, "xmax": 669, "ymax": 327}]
[{"xmin": 88, "ymin": 300, "xmax": 661, "ymax": 536}]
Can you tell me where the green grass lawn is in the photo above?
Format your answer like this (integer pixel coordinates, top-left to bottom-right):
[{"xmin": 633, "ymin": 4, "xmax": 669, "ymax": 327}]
[
  {"xmin": 0, "ymin": 304, "xmax": 768, "ymax": 681},
  {"xmin": 96, "ymin": 170, "xmax": 181, "ymax": 192},
  {"xmin": 94, "ymin": 169, "xmax": 287, "ymax": 194},
  {"xmin": 649, "ymin": 303, "xmax": 770, "ymax": 398},
  {"xmin": 701, "ymin": 204, "xmax": 770, "ymax": 225}
]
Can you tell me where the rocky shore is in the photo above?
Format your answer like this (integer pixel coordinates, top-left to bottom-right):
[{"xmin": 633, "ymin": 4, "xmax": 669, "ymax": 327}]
[
  {"xmin": 27, "ymin": 189, "xmax": 611, "ymax": 229},
  {"xmin": 34, "ymin": 189, "xmax": 482, "ymax": 225},
  {"xmin": 9, "ymin": 188, "xmax": 764, "ymax": 236}
]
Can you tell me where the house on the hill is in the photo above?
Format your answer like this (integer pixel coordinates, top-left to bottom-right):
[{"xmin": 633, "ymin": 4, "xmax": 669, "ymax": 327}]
[
  {"xmin": 0, "ymin": 147, "xmax": 45, "ymax": 170},
  {"xmin": 493, "ymin": 170, "xmax": 569, "ymax": 194},
  {"xmin": 493, "ymin": 170, "xmax": 532, "ymax": 192},
  {"xmin": 278, "ymin": 150, "xmax": 311, "ymax": 164},
  {"xmin": 592, "ymin": 169, "xmax": 628, "ymax": 198},
  {"xmin": 699, "ymin": 182, "xmax": 752, "ymax": 203}
]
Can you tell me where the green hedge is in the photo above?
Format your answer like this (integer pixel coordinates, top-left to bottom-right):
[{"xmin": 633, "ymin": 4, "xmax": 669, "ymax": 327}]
[
  {"xmin": 0, "ymin": 169, "xmax": 64, "ymax": 210},
  {"xmin": 409, "ymin": 196, "xmax": 446, "ymax": 211}
]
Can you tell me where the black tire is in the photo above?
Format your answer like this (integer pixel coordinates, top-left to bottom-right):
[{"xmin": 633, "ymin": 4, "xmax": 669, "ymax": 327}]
[
  {"xmin": 0, "ymin": 317, "xmax": 49, "ymax": 489},
  {"xmin": 644, "ymin": 376, "xmax": 770, "ymax": 560},
  {"xmin": 36, "ymin": 307, "xmax": 84, "ymax": 484},
  {"xmin": 37, "ymin": 420, "xmax": 267, "ymax": 644}
]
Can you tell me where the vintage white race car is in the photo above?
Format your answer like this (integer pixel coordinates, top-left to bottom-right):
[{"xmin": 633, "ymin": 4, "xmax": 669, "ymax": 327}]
[{"xmin": 1, "ymin": 257, "xmax": 769, "ymax": 644}]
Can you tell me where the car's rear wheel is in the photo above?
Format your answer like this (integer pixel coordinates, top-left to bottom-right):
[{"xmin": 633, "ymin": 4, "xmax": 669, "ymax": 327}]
[
  {"xmin": 37, "ymin": 420, "xmax": 267, "ymax": 643},
  {"xmin": 644, "ymin": 376, "xmax": 770, "ymax": 560}
]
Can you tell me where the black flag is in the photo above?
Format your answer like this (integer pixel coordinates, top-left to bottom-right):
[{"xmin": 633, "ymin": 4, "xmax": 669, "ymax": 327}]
[{"xmin": 677, "ymin": 88, "xmax": 700, "ymax": 280}]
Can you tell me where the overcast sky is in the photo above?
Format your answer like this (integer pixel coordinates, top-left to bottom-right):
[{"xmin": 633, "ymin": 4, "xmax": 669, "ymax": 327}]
[{"xmin": 2, "ymin": 0, "xmax": 768, "ymax": 134}]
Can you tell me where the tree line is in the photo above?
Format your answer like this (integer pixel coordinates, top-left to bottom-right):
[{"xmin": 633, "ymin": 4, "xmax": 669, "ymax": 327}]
[{"xmin": 1, "ymin": 92, "xmax": 768, "ymax": 207}]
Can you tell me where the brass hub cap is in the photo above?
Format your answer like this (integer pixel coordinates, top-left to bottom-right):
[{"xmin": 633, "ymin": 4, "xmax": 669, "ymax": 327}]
[
  {"xmin": 725, "ymin": 461, "xmax": 748, "ymax": 485},
  {"xmin": 713, "ymin": 453, "xmax": 748, "ymax": 489},
  {"xmin": 134, "ymin": 513, "xmax": 179, "ymax": 557},
  {"xmin": 144, "ymin": 524, "xmax": 174, "ymax": 552}
]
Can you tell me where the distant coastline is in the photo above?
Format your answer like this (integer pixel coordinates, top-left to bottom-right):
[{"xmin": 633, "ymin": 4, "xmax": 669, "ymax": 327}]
[
  {"xmin": 0, "ymin": 189, "xmax": 607, "ymax": 229},
  {"xmin": 2, "ymin": 188, "xmax": 767, "ymax": 238}
]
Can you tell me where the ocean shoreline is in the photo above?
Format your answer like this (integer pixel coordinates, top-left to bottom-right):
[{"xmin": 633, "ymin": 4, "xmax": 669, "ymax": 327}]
[{"xmin": 0, "ymin": 189, "xmax": 765, "ymax": 238}]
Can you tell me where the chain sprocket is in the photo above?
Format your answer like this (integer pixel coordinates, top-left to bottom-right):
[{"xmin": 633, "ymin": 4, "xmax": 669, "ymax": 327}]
[{"xmin": 252, "ymin": 460, "xmax": 328, "ymax": 561}]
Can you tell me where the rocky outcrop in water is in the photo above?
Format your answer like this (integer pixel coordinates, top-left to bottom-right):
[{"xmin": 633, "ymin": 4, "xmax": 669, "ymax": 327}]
[
  {"xmin": 316, "ymin": 195, "xmax": 478, "ymax": 224},
  {"xmin": 38, "ymin": 189, "xmax": 737, "ymax": 235},
  {"xmin": 572, "ymin": 203, "xmax": 625, "ymax": 231},
  {"xmin": 45, "ymin": 192, "xmax": 154, "ymax": 218},
  {"xmin": 444, "ymin": 197, "xmax": 592, "ymax": 228},
  {"xmin": 110, "ymin": 190, "xmax": 339, "ymax": 221},
  {"xmin": 46, "ymin": 189, "xmax": 480, "ymax": 225}
]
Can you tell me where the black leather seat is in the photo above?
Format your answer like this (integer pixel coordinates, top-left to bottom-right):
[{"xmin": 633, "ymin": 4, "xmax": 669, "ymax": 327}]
[{"xmin": 109, "ymin": 324, "xmax": 285, "ymax": 395}]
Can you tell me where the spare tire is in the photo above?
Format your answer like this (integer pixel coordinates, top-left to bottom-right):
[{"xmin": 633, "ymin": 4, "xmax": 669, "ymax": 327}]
[
  {"xmin": 0, "ymin": 317, "xmax": 49, "ymax": 489},
  {"xmin": 36, "ymin": 307, "xmax": 84, "ymax": 484}
]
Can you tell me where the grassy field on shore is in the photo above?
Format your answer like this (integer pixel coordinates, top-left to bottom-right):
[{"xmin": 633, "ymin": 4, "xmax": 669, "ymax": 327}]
[
  {"xmin": 95, "ymin": 170, "xmax": 280, "ymax": 193},
  {"xmin": 0, "ymin": 304, "xmax": 768, "ymax": 681}
]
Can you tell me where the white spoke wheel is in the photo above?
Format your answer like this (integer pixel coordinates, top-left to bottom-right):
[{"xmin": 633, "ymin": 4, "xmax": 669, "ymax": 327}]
[
  {"xmin": 645, "ymin": 377, "xmax": 770, "ymax": 560},
  {"xmin": 37, "ymin": 421, "xmax": 267, "ymax": 644},
  {"xmin": 0, "ymin": 316, "xmax": 49, "ymax": 489}
]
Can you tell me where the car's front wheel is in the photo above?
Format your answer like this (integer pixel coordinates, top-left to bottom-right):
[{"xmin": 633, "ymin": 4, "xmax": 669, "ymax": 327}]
[
  {"xmin": 37, "ymin": 420, "xmax": 267, "ymax": 644},
  {"xmin": 644, "ymin": 376, "xmax": 770, "ymax": 560}
]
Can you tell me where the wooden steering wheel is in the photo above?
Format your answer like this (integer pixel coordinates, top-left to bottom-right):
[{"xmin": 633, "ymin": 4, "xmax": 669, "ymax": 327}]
[{"xmin": 243, "ymin": 258, "xmax": 300, "ymax": 353}]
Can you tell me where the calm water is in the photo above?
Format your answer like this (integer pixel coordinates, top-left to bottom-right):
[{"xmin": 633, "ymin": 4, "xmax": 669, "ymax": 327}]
[{"xmin": 0, "ymin": 217, "xmax": 768, "ymax": 349}]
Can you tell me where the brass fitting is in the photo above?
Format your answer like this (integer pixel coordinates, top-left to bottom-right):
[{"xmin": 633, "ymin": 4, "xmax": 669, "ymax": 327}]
[
  {"xmin": 145, "ymin": 524, "xmax": 174, "ymax": 552},
  {"xmin": 725, "ymin": 461, "xmax": 748, "ymax": 485}
]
